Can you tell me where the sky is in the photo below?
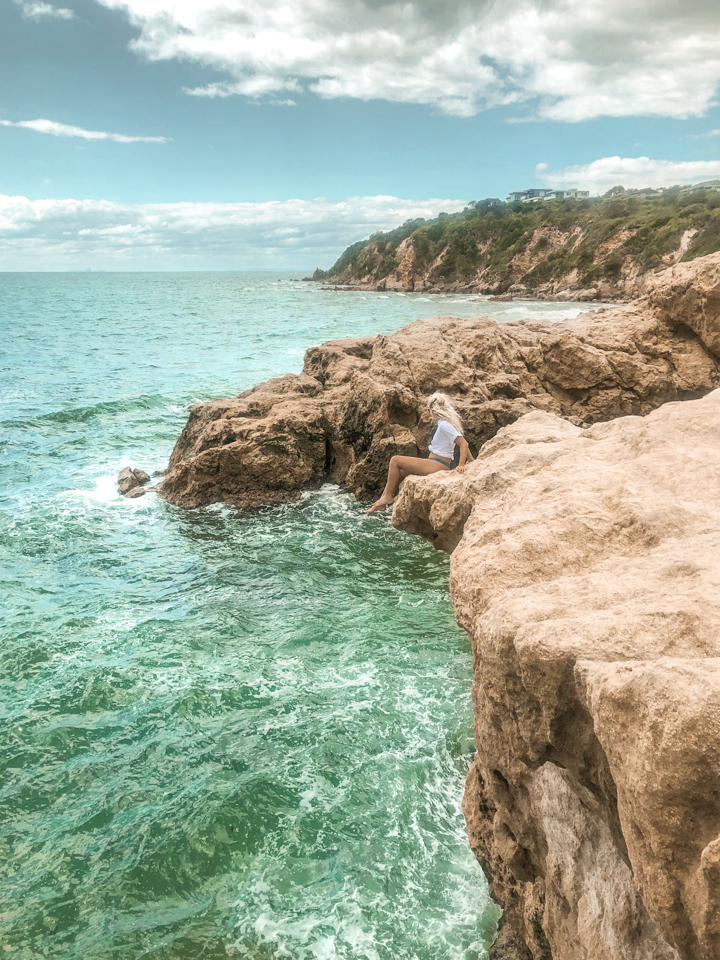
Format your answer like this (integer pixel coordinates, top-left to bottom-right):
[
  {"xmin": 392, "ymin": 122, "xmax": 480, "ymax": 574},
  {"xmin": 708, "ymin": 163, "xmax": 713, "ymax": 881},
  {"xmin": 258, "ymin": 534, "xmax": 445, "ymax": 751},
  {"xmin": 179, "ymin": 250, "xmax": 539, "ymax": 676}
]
[{"xmin": 4, "ymin": 0, "xmax": 720, "ymax": 269}]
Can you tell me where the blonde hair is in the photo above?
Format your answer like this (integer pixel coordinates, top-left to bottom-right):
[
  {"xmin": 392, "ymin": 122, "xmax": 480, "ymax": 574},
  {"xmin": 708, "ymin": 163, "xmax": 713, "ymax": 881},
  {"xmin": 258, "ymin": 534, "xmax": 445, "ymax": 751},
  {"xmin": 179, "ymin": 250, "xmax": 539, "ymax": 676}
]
[{"xmin": 426, "ymin": 392, "xmax": 463, "ymax": 435}]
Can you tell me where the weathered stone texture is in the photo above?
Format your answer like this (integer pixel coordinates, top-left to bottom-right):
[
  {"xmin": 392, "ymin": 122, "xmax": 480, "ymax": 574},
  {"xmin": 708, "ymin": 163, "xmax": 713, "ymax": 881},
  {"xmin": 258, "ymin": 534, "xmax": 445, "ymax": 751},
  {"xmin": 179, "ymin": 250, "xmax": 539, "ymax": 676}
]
[
  {"xmin": 160, "ymin": 254, "xmax": 720, "ymax": 509},
  {"xmin": 392, "ymin": 392, "xmax": 720, "ymax": 960}
]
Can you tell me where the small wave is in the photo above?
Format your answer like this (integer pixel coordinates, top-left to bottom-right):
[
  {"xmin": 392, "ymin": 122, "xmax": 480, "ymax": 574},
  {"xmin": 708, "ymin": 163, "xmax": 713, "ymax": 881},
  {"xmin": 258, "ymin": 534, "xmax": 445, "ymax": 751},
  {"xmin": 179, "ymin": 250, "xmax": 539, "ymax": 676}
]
[
  {"xmin": 2, "ymin": 394, "xmax": 170, "ymax": 429},
  {"xmin": 502, "ymin": 305, "xmax": 589, "ymax": 321},
  {"xmin": 76, "ymin": 473, "xmax": 121, "ymax": 504},
  {"xmin": 64, "ymin": 458, "xmax": 163, "ymax": 507}
]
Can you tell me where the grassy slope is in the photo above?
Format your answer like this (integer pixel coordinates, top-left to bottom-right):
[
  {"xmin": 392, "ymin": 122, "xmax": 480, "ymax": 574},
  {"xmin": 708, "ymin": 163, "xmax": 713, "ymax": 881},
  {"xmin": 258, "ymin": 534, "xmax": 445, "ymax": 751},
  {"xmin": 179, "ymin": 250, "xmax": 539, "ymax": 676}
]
[{"xmin": 316, "ymin": 189, "xmax": 720, "ymax": 292}]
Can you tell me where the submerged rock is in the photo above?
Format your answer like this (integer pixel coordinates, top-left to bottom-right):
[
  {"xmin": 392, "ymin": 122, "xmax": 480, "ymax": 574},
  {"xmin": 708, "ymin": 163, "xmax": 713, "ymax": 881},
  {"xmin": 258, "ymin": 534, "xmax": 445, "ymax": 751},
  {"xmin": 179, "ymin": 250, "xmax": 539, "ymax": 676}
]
[
  {"xmin": 392, "ymin": 391, "xmax": 720, "ymax": 960},
  {"xmin": 159, "ymin": 253, "xmax": 720, "ymax": 510}
]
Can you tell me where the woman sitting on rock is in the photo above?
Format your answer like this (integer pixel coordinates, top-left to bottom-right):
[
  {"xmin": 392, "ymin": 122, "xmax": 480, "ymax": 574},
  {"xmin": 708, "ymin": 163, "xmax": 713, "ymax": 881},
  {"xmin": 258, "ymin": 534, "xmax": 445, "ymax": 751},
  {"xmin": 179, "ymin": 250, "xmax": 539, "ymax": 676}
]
[{"xmin": 366, "ymin": 392, "xmax": 474, "ymax": 513}]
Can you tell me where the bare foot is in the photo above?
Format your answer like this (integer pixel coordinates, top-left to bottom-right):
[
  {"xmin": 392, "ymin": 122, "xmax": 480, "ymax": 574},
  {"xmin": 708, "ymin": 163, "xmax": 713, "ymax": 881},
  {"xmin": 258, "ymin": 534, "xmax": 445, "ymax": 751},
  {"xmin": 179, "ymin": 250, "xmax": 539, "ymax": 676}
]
[{"xmin": 365, "ymin": 496, "xmax": 394, "ymax": 514}]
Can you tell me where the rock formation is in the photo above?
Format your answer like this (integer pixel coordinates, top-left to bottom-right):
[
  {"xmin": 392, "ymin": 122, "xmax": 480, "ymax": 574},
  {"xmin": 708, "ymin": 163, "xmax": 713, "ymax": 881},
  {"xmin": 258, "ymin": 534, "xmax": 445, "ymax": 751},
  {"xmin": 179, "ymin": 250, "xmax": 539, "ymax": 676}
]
[
  {"xmin": 159, "ymin": 251, "xmax": 720, "ymax": 959},
  {"xmin": 160, "ymin": 254, "xmax": 720, "ymax": 510},
  {"xmin": 311, "ymin": 192, "xmax": 720, "ymax": 300},
  {"xmin": 118, "ymin": 466, "xmax": 152, "ymax": 497},
  {"xmin": 392, "ymin": 391, "xmax": 720, "ymax": 960}
]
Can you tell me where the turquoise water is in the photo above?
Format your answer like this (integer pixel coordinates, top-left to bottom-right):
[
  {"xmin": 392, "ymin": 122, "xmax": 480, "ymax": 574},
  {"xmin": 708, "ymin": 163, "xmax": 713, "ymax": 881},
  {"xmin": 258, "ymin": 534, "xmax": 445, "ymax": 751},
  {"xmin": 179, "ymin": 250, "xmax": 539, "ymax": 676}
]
[{"xmin": 0, "ymin": 274, "xmax": 591, "ymax": 960}]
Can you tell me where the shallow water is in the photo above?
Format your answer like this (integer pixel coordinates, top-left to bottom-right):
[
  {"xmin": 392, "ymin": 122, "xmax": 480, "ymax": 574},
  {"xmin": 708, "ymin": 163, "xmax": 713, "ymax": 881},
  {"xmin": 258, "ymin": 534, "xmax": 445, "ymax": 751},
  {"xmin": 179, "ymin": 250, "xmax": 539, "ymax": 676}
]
[{"xmin": 0, "ymin": 274, "xmax": 596, "ymax": 959}]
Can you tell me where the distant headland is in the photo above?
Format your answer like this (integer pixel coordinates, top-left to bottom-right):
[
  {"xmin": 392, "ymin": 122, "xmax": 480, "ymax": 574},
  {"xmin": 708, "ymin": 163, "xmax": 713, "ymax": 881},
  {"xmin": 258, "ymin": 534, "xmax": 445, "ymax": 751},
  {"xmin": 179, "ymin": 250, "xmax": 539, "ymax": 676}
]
[{"xmin": 309, "ymin": 184, "xmax": 720, "ymax": 301}]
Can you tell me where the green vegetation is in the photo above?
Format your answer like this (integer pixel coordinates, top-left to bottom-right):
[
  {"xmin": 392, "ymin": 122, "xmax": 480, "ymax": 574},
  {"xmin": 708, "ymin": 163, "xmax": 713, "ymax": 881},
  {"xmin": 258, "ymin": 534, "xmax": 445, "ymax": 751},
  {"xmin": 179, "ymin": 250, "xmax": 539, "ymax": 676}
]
[{"xmin": 315, "ymin": 187, "xmax": 720, "ymax": 292}]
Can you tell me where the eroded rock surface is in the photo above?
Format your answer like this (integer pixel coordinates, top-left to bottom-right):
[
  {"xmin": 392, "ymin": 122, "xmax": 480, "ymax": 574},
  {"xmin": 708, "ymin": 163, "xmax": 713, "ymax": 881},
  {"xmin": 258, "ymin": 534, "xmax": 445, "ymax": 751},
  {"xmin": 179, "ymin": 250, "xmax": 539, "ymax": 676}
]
[
  {"xmin": 160, "ymin": 254, "xmax": 720, "ymax": 509},
  {"xmin": 392, "ymin": 392, "xmax": 720, "ymax": 960}
]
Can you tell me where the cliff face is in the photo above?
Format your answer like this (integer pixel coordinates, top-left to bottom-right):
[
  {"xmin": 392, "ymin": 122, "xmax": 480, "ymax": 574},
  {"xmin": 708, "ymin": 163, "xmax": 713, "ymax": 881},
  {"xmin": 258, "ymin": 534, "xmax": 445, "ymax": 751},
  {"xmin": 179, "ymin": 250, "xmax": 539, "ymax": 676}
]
[
  {"xmin": 392, "ymin": 393, "xmax": 720, "ymax": 960},
  {"xmin": 160, "ymin": 255, "xmax": 720, "ymax": 509},
  {"xmin": 314, "ymin": 191, "xmax": 720, "ymax": 301}
]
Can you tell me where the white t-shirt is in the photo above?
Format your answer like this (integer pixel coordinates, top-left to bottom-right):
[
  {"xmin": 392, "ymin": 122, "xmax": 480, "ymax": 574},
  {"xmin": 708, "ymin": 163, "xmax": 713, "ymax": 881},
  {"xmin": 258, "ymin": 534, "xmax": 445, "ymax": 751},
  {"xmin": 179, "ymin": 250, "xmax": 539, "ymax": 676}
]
[{"xmin": 429, "ymin": 419, "xmax": 461, "ymax": 459}]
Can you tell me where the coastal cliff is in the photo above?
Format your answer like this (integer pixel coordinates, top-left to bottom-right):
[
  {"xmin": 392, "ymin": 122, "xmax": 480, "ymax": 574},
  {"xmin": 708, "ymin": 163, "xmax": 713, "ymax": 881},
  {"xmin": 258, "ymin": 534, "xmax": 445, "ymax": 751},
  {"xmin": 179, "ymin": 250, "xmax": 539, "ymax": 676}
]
[
  {"xmin": 392, "ymin": 393, "xmax": 720, "ymax": 960},
  {"xmin": 160, "ymin": 252, "xmax": 720, "ymax": 959},
  {"xmin": 310, "ymin": 189, "xmax": 720, "ymax": 301}
]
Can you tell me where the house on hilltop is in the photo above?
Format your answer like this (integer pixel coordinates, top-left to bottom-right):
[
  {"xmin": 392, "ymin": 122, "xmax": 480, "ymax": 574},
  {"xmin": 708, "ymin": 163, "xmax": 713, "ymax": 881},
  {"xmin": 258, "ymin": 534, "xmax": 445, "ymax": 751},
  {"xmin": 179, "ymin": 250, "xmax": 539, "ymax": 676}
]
[
  {"xmin": 506, "ymin": 189, "xmax": 554, "ymax": 202},
  {"xmin": 506, "ymin": 188, "xmax": 590, "ymax": 202},
  {"xmin": 552, "ymin": 189, "xmax": 590, "ymax": 199}
]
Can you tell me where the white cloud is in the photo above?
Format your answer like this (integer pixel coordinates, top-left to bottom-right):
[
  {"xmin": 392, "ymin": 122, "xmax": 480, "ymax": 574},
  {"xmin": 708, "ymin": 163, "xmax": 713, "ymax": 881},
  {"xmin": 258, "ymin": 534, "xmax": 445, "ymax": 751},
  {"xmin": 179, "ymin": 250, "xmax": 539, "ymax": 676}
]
[
  {"xmin": 14, "ymin": 0, "xmax": 74, "ymax": 19},
  {"xmin": 0, "ymin": 193, "xmax": 466, "ymax": 270},
  {"xmin": 537, "ymin": 156, "xmax": 720, "ymax": 194},
  {"xmin": 93, "ymin": 0, "xmax": 720, "ymax": 121},
  {"xmin": 686, "ymin": 129, "xmax": 720, "ymax": 140},
  {"xmin": 0, "ymin": 119, "xmax": 168, "ymax": 143}
]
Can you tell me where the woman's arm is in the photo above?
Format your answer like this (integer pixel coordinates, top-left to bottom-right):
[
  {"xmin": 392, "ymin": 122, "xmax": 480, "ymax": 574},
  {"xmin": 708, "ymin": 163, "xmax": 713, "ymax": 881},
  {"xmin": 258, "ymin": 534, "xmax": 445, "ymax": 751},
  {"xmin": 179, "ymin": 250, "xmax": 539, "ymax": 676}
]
[{"xmin": 455, "ymin": 436, "xmax": 474, "ymax": 473}]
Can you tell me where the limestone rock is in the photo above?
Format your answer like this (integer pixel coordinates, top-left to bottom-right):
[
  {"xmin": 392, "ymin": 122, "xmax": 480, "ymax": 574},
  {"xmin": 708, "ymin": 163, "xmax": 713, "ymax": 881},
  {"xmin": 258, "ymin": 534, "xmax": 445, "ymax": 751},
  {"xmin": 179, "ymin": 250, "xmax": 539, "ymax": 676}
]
[
  {"xmin": 392, "ymin": 390, "xmax": 720, "ymax": 960},
  {"xmin": 159, "ymin": 253, "xmax": 720, "ymax": 509}
]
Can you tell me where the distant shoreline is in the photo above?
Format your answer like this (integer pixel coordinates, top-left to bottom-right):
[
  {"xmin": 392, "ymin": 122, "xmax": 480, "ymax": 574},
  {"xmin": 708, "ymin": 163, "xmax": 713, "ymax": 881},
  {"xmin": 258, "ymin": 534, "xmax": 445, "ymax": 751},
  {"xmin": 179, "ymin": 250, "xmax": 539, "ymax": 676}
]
[{"xmin": 311, "ymin": 189, "xmax": 720, "ymax": 303}]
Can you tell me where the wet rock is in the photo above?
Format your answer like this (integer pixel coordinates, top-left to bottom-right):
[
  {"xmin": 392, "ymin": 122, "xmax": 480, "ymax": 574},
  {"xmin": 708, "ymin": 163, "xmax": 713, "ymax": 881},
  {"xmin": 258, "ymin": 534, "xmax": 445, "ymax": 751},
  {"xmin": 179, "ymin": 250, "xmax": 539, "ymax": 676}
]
[
  {"xmin": 159, "ymin": 253, "xmax": 720, "ymax": 509},
  {"xmin": 124, "ymin": 486, "xmax": 148, "ymax": 499},
  {"xmin": 117, "ymin": 467, "xmax": 139, "ymax": 495},
  {"xmin": 392, "ymin": 391, "xmax": 720, "ymax": 960},
  {"xmin": 118, "ymin": 467, "xmax": 152, "ymax": 496}
]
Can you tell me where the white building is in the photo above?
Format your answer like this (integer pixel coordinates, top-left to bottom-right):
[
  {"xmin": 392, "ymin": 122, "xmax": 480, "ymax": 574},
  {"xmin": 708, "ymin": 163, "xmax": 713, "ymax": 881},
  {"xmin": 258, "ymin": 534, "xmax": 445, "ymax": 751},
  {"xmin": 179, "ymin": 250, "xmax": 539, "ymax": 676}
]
[
  {"xmin": 551, "ymin": 189, "xmax": 590, "ymax": 199},
  {"xmin": 506, "ymin": 189, "xmax": 554, "ymax": 202},
  {"xmin": 506, "ymin": 188, "xmax": 590, "ymax": 203}
]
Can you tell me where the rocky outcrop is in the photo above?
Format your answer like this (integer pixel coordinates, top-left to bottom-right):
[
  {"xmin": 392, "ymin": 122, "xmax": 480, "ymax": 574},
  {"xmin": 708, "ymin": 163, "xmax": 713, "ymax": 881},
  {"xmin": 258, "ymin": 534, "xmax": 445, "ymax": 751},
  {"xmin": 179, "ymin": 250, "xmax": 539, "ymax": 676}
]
[
  {"xmin": 160, "ymin": 254, "xmax": 720, "ymax": 509},
  {"xmin": 391, "ymin": 390, "xmax": 720, "ymax": 960},
  {"xmin": 313, "ymin": 195, "xmax": 718, "ymax": 300},
  {"xmin": 320, "ymin": 232, "xmax": 686, "ymax": 301},
  {"xmin": 118, "ymin": 466, "xmax": 152, "ymax": 497}
]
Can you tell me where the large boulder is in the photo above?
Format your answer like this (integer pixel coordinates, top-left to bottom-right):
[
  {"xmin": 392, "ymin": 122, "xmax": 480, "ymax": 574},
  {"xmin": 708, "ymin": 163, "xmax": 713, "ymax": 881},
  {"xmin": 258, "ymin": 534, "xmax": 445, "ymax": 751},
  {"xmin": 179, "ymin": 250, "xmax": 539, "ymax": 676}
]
[{"xmin": 392, "ymin": 391, "xmax": 720, "ymax": 960}]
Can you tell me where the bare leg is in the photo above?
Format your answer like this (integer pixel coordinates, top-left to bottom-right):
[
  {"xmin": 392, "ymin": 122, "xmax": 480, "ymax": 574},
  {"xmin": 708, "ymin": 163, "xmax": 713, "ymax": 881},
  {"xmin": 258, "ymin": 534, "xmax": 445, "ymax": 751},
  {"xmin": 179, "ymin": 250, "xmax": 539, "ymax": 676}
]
[{"xmin": 366, "ymin": 456, "xmax": 449, "ymax": 513}]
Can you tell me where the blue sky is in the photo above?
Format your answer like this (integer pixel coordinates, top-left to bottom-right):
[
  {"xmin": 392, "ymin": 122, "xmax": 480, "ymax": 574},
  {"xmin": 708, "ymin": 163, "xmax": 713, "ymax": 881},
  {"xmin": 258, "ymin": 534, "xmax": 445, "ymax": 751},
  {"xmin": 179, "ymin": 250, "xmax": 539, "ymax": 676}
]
[{"xmin": 3, "ymin": 0, "xmax": 720, "ymax": 269}]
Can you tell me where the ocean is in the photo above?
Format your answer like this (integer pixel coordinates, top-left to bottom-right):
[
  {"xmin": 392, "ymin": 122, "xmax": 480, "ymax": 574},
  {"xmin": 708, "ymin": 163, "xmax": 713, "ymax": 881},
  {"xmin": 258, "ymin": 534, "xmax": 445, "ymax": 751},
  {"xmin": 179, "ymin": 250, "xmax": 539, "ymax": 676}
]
[{"xmin": 0, "ymin": 273, "xmax": 596, "ymax": 960}]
